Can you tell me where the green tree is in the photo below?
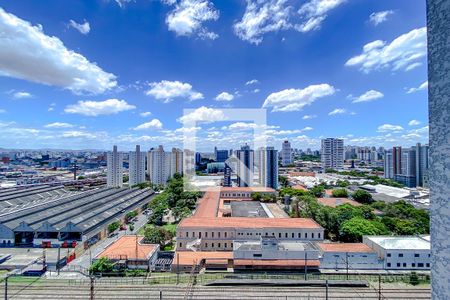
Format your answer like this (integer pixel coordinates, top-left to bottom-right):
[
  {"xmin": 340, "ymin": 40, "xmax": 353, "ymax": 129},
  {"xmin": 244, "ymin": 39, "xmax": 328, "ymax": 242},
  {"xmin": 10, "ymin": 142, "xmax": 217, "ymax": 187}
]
[
  {"xmin": 278, "ymin": 175, "xmax": 289, "ymax": 188},
  {"xmin": 352, "ymin": 189, "xmax": 374, "ymax": 204},
  {"xmin": 143, "ymin": 226, "xmax": 171, "ymax": 246},
  {"xmin": 331, "ymin": 188, "xmax": 349, "ymax": 198},
  {"xmin": 108, "ymin": 221, "xmax": 120, "ymax": 233},
  {"xmin": 336, "ymin": 180, "xmax": 350, "ymax": 187},
  {"xmin": 340, "ymin": 217, "xmax": 389, "ymax": 242},
  {"xmin": 310, "ymin": 185, "xmax": 325, "ymax": 197},
  {"xmin": 409, "ymin": 272, "xmax": 420, "ymax": 286},
  {"xmin": 90, "ymin": 257, "xmax": 114, "ymax": 273},
  {"xmin": 252, "ymin": 192, "xmax": 262, "ymax": 201}
]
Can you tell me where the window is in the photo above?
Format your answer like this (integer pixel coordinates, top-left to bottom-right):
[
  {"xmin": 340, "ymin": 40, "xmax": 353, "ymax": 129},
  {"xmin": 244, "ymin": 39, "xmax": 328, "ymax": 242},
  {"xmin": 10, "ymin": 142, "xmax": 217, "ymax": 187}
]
[
  {"xmin": 231, "ymin": 242, "xmax": 233, "ymax": 248},
  {"xmin": 305, "ymin": 233, "xmax": 308, "ymax": 239},
  {"xmin": 387, "ymin": 263, "xmax": 391, "ymax": 267},
  {"xmin": 387, "ymin": 253, "xmax": 391, "ymax": 257},
  {"xmin": 218, "ymin": 232, "xmax": 221, "ymax": 238},
  {"xmin": 212, "ymin": 243, "xmax": 214, "ymax": 248},
  {"xmin": 218, "ymin": 243, "xmax": 221, "ymax": 248},
  {"xmin": 397, "ymin": 263, "xmax": 400, "ymax": 267},
  {"xmin": 292, "ymin": 233, "xmax": 294, "ymax": 238},
  {"xmin": 285, "ymin": 233, "xmax": 288, "ymax": 238},
  {"xmin": 224, "ymin": 243, "xmax": 227, "ymax": 248},
  {"xmin": 279, "ymin": 233, "xmax": 281, "ymax": 238},
  {"xmin": 205, "ymin": 232, "xmax": 208, "ymax": 238},
  {"xmin": 192, "ymin": 232, "xmax": 195, "ymax": 238},
  {"xmin": 412, "ymin": 263, "xmax": 416, "ymax": 267},
  {"xmin": 414, "ymin": 254, "xmax": 420, "ymax": 257},
  {"xmin": 418, "ymin": 263, "xmax": 424, "ymax": 267},
  {"xmin": 298, "ymin": 233, "xmax": 301, "ymax": 238},
  {"xmin": 318, "ymin": 233, "xmax": 321, "ymax": 239},
  {"xmin": 205, "ymin": 243, "xmax": 208, "ymax": 248},
  {"xmin": 225, "ymin": 232, "xmax": 227, "ymax": 238},
  {"xmin": 253, "ymin": 254, "xmax": 262, "ymax": 257},
  {"xmin": 199, "ymin": 232, "xmax": 202, "ymax": 238},
  {"xmin": 426, "ymin": 263, "xmax": 430, "ymax": 268},
  {"xmin": 212, "ymin": 232, "xmax": 215, "ymax": 238},
  {"xmin": 179, "ymin": 242, "xmax": 182, "ymax": 247},
  {"xmin": 185, "ymin": 232, "xmax": 188, "ymax": 238},
  {"xmin": 403, "ymin": 263, "xmax": 406, "ymax": 267},
  {"xmin": 398, "ymin": 253, "xmax": 403, "ymax": 257},
  {"xmin": 312, "ymin": 233, "xmax": 315, "ymax": 239}
]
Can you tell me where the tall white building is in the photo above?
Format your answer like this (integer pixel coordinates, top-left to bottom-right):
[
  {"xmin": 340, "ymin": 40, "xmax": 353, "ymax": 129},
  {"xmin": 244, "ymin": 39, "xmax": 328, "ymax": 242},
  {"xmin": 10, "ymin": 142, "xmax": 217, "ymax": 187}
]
[
  {"xmin": 147, "ymin": 146, "xmax": 183, "ymax": 186},
  {"xmin": 129, "ymin": 145, "xmax": 146, "ymax": 186},
  {"xmin": 107, "ymin": 145, "xmax": 123, "ymax": 188},
  {"xmin": 281, "ymin": 140, "xmax": 293, "ymax": 166},
  {"xmin": 415, "ymin": 143, "xmax": 429, "ymax": 187},
  {"xmin": 321, "ymin": 138, "xmax": 344, "ymax": 170},
  {"xmin": 258, "ymin": 147, "xmax": 278, "ymax": 189},
  {"xmin": 236, "ymin": 144, "xmax": 254, "ymax": 187}
]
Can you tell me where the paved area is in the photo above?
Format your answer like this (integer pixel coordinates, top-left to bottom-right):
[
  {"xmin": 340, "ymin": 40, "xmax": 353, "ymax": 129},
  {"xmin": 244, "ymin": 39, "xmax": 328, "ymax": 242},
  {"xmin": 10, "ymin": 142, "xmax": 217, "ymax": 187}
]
[{"xmin": 266, "ymin": 203, "xmax": 289, "ymax": 218}]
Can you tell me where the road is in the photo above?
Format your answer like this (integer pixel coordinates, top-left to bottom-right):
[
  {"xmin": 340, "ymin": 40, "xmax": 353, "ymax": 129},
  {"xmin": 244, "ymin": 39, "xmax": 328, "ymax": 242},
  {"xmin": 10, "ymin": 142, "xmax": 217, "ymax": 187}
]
[{"xmin": 62, "ymin": 212, "xmax": 150, "ymax": 271}]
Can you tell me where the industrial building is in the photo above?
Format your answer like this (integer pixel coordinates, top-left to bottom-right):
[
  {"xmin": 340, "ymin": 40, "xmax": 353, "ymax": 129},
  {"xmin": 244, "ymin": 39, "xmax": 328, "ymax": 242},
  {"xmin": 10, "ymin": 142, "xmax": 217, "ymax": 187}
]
[{"xmin": 0, "ymin": 185, "xmax": 154, "ymax": 248}]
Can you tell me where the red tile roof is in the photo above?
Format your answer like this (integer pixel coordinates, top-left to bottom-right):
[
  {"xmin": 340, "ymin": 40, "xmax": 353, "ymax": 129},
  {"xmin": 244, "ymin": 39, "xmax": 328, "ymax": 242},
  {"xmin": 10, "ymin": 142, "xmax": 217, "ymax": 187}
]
[
  {"xmin": 317, "ymin": 243, "xmax": 374, "ymax": 253},
  {"xmin": 173, "ymin": 251, "xmax": 233, "ymax": 266},
  {"xmin": 97, "ymin": 236, "xmax": 158, "ymax": 260},
  {"xmin": 193, "ymin": 190, "xmax": 221, "ymax": 218},
  {"xmin": 179, "ymin": 217, "xmax": 322, "ymax": 229}
]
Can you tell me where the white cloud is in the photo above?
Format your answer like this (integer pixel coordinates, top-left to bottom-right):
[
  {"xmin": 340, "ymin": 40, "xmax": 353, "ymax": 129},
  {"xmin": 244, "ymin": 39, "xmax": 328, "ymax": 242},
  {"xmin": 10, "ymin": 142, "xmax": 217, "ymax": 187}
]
[
  {"xmin": 234, "ymin": 0, "xmax": 345, "ymax": 44},
  {"xmin": 302, "ymin": 114, "xmax": 317, "ymax": 119},
  {"xmin": 408, "ymin": 119, "xmax": 421, "ymax": 126},
  {"xmin": 252, "ymin": 88, "xmax": 260, "ymax": 93},
  {"xmin": 133, "ymin": 119, "xmax": 163, "ymax": 130},
  {"xmin": 44, "ymin": 122, "xmax": 74, "ymax": 128},
  {"xmin": 262, "ymin": 83, "xmax": 336, "ymax": 112},
  {"xmin": 0, "ymin": 8, "xmax": 117, "ymax": 94},
  {"xmin": 64, "ymin": 99, "xmax": 135, "ymax": 116},
  {"xmin": 146, "ymin": 80, "xmax": 203, "ymax": 103},
  {"xmin": 215, "ymin": 91, "xmax": 234, "ymax": 101},
  {"xmin": 114, "ymin": 0, "xmax": 134, "ymax": 8},
  {"xmin": 328, "ymin": 108, "xmax": 347, "ymax": 115},
  {"xmin": 369, "ymin": 10, "xmax": 394, "ymax": 26},
  {"xmin": 0, "ymin": 109, "xmax": 5, "ymax": 114},
  {"xmin": 61, "ymin": 130, "xmax": 97, "ymax": 139},
  {"xmin": 296, "ymin": 0, "xmax": 346, "ymax": 32},
  {"xmin": 68, "ymin": 20, "xmax": 90, "ymax": 35},
  {"xmin": 406, "ymin": 81, "xmax": 428, "ymax": 94},
  {"xmin": 245, "ymin": 79, "xmax": 259, "ymax": 85},
  {"xmin": 377, "ymin": 124, "xmax": 404, "ymax": 132},
  {"xmin": 139, "ymin": 111, "xmax": 152, "ymax": 117},
  {"xmin": 12, "ymin": 91, "xmax": 33, "ymax": 99},
  {"xmin": 350, "ymin": 89, "xmax": 384, "ymax": 103},
  {"xmin": 164, "ymin": 0, "xmax": 219, "ymax": 40},
  {"xmin": 345, "ymin": 27, "xmax": 427, "ymax": 73},
  {"xmin": 178, "ymin": 106, "xmax": 226, "ymax": 124},
  {"xmin": 405, "ymin": 62, "xmax": 422, "ymax": 71}
]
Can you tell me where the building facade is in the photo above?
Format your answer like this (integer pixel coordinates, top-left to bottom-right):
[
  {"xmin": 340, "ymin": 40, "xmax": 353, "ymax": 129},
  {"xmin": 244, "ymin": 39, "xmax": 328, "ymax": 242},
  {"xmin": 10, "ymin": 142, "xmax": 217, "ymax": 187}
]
[
  {"xmin": 281, "ymin": 140, "xmax": 293, "ymax": 166},
  {"xmin": 129, "ymin": 145, "xmax": 146, "ymax": 186},
  {"xmin": 321, "ymin": 138, "xmax": 344, "ymax": 170},
  {"xmin": 258, "ymin": 147, "xmax": 278, "ymax": 189},
  {"xmin": 236, "ymin": 145, "xmax": 254, "ymax": 187},
  {"xmin": 107, "ymin": 145, "xmax": 123, "ymax": 188}
]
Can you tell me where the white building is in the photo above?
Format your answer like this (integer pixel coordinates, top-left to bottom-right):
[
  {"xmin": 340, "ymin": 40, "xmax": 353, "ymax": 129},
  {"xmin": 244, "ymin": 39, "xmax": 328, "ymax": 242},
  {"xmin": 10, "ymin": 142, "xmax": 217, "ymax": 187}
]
[
  {"xmin": 363, "ymin": 236, "xmax": 431, "ymax": 270},
  {"xmin": 321, "ymin": 138, "xmax": 344, "ymax": 170},
  {"xmin": 147, "ymin": 146, "xmax": 183, "ymax": 186},
  {"xmin": 129, "ymin": 145, "xmax": 146, "ymax": 186},
  {"xmin": 317, "ymin": 243, "xmax": 382, "ymax": 270},
  {"xmin": 258, "ymin": 147, "xmax": 278, "ymax": 189},
  {"xmin": 107, "ymin": 145, "xmax": 123, "ymax": 188},
  {"xmin": 236, "ymin": 145, "xmax": 254, "ymax": 187},
  {"xmin": 281, "ymin": 140, "xmax": 293, "ymax": 166}
]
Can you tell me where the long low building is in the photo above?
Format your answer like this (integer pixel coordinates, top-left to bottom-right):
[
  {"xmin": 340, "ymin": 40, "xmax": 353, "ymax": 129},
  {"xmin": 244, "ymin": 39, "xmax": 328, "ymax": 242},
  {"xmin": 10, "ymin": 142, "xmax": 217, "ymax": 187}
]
[{"xmin": 0, "ymin": 186, "xmax": 154, "ymax": 248}]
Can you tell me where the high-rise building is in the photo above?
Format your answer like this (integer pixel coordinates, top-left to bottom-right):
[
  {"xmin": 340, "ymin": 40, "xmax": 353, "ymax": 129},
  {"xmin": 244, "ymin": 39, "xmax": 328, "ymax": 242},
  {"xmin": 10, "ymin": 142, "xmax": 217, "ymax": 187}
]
[
  {"xmin": 147, "ymin": 146, "xmax": 183, "ymax": 186},
  {"xmin": 223, "ymin": 163, "xmax": 232, "ymax": 187},
  {"xmin": 281, "ymin": 140, "xmax": 293, "ymax": 166},
  {"xmin": 107, "ymin": 145, "xmax": 123, "ymax": 188},
  {"xmin": 321, "ymin": 138, "xmax": 344, "ymax": 170},
  {"xmin": 215, "ymin": 149, "xmax": 229, "ymax": 163},
  {"xmin": 415, "ymin": 143, "xmax": 429, "ymax": 187},
  {"xmin": 384, "ymin": 150, "xmax": 394, "ymax": 179},
  {"xmin": 236, "ymin": 144, "xmax": 254, "ymax": 187},
  {"xmin": 129, "ymin": 145, "xmax": 145, "ymax": 186},
  {"xmin": 258, "ymin": 147, "xmax": 278, "ymax": 189}
]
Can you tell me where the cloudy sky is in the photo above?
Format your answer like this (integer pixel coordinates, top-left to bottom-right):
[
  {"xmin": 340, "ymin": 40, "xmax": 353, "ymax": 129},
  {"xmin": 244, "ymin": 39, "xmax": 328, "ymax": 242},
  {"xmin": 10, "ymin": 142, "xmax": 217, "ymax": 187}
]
[{"xmin": 0, "ymin": 0, "xmax": 428, "ymax": 151}]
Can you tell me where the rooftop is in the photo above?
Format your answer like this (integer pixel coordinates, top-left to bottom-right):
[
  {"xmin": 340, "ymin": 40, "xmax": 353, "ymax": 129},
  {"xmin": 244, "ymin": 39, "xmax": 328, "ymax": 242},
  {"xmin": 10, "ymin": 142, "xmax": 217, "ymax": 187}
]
[
  {"xmin": 173, "ymin": 251, "xmax": 233, "ymax": 266},
  {"xmin": 220, "ymin": 187, "xmax": 276, "ymax": 193},
  {"xmin": 365, "ymin": 236, "xmax": 430, "ymax": 250},
  {"xmin": 179, "ymin": 217, "xmax": 321, "ymax": 229},
  {"xmin": 97, "ymin": 235, "xmax": 158, "ymax": 260},
  {"xmin": 317, "ymin": 243, "xmax": 374, "ymax": 253}
]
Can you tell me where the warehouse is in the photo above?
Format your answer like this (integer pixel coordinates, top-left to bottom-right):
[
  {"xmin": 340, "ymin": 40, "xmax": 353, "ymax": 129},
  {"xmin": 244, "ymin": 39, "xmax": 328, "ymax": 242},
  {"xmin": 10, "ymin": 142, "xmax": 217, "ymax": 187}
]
[{"xmin": 0, "ymin": 186, "xmax": 154, "ymax": 248}]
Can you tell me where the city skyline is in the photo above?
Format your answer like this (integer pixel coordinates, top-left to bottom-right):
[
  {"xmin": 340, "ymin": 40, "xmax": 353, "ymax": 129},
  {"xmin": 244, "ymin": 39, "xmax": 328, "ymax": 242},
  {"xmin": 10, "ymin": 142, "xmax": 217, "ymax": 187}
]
[{"xmin": 0, "ymin": 1, "xmax": 428, "ymax": 151}]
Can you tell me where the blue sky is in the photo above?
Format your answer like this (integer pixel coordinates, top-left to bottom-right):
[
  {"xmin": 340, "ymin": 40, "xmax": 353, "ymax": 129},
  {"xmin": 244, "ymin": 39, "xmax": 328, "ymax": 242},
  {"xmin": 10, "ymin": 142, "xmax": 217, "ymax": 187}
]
[{"xmin": 0, "ymin": 0, "xmax": 428, "ymax": 151}]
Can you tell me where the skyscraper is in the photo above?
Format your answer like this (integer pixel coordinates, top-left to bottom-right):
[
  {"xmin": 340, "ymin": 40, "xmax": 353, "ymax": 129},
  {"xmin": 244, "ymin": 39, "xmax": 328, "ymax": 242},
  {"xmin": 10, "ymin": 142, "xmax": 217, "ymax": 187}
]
[
  {"xmin": 223, "ymin": 163, "xmax": 232, "ymax": 187},
  {"xmin": 415, "ymin": 143, "xmax": 429, "ymax": 187},
  {"xmin": 215, "ymin": 149, "xmax": 229, "ymax": 163},
  {"xmin": 321, "ymin": 138, "xmax": 344, "ymax": 170},
  {"xmin": 258, "ymin": 147, "xmax": 278, "ymax": 189},
  {"xmin": 236, "ymin": 144, "xmax": 254, "ymax": 187},
  {"xmin": 129, "ymin": 145, "xmax": 145, "ymax": 186},
  {"xmin": 281, "ymin": 140, "xmax": 293, "ymax": 166},
  {"xmin": 147, "ymin": 146, "xmax": 183, "ymax": 186},
  {"xmin": 107, "ymin": 145, "xmax": 123, "ymax": 188}
]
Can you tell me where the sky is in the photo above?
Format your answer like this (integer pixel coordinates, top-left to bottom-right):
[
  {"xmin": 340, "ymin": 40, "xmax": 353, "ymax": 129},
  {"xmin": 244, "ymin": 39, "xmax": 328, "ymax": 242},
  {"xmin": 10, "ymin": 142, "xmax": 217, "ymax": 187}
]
[{"xmin": 0, "ymin": 0, "xmax": 428, "ymax": 151}]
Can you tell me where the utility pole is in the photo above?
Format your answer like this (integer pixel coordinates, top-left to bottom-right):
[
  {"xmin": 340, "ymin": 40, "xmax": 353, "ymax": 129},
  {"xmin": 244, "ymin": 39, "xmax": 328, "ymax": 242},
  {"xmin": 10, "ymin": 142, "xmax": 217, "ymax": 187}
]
[
  {"xmin": 304, "ymin": 251, "xmax": 308, "ymax": 280},
  {"xmin": 4, "ymin": 275, "xmax": 8, "ymax": 300},
  {"xmin": 325, "ymin": 279, "xmax": 329, "ymax": 300},
  {"xmin": 90, "ymin": 276, "xmax": 95, "ymax": 300},
  {"xmin": 346, "ymin": 252, "xmax": 349, "ymax": 280},
  {"xmin": 378, "ymin": 274, "xmax": 382, "ymax": 300},
  {"xmin": 176, "ymin": 253, "xmax": 180, "ymax": 285},
  {"xmin": 57, "ymin": 246, "xmax": 61, "ymax": 276}
]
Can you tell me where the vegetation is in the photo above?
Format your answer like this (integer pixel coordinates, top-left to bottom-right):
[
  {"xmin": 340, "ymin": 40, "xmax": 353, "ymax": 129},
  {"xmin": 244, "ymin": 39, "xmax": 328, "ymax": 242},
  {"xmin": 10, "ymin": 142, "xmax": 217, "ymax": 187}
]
[
  {"xmin": 77, "ymin": 175, "xmax": 85, "ymax": 180},
  {"xmin": 125, "ymin": 210, "xmax": 138, "ymax": 222},
  {"xmin": 331, "ymin": 188, "xmax": 349, "ymax": 198},
  {"xmin": 251, "ymin": 192, "xmax": 277, "ymax": 202},
  {"xmin": 123, "ymin": 175, "xmax": 129, "ymax": 183},
  {"xmin": 352, "ymin": 189, "xmax": 374, "ymax": 204},
  {"xmin": 278, "ymin": 175, "xmax": 289, "ymax": 188},
  {"xmin": 340, "ymin": 217, "xmax": 389, "ymax": 242},
  {"xmin": 107, "ymin": 221, "xmax": 120, "ymax": 233},
  {"xmin": 133, "ymin": 182, "xmax": 152, "ymax": 189},
  {"xmin": 409, "ymin": 272, "xmax": 420, "ymax": 286},
  {"xmin": 310, "ymin": 185, "xmax": 325, "ymax": 197},
  {"xmin": 90, "ymin": 258, "xmax": 114, "ymax": 273},
  {"xmin": 377, "ymin": 200, "xmax": 430, "ymax": 235},
  {"xmin": 298, "ymin": 154, "xmax": 320, "ymax": 162},
  {"xmin": 143, "ymin": 225, "xmax": 173, "ymax": 246},
  {"xmin": 325, "ymin": 169, "xmax": 404, "ymax": 188}
]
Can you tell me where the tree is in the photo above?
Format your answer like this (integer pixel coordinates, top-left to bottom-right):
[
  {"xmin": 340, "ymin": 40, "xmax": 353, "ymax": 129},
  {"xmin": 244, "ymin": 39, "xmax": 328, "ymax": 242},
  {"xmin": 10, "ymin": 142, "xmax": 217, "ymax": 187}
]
[
  {"xmin": 352, "ymin": 189, "xmax": 373, "ymax": 204},
  {"xmin": 409, "ymin": 272, "xmax": 420, "ymax": 286},
  {"xmin": 128, "ymin": 224, "xmax": 134, "ymax": 232},
  {"xmin": 339, "ymin": 217, "xmax": 389, "ymax": 242},
  {"xmin": 123, "ymin": 175, "xmax": 129, "ymax": 183},
  {"xmin": 310, "ymin": 185, "xmax": 325, "ymax": 197},
  {"xmin": 331, "ymin": 188, "xmax": 349, "ymax": 198},
  {"xmin": 278, "ymin": 175, "xmax": 289, "ymax": 188},
  {"xmin": 336, "ymin": 180, "xmax": 350, "ymax": 187},
  {"xmin": 143, "ymin": 226, "xmax": 171, "ymax": 246},
  {"xmin": 90, "ymin": 257, "xmax": 114, "ymax": 273},
  {"xmin": 108, "ymin": 221, "xmax": 120, "ymax": 233},
  {"xmin": 252, "ymin": 192, "xmax": 262, "ymax": 201}
]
